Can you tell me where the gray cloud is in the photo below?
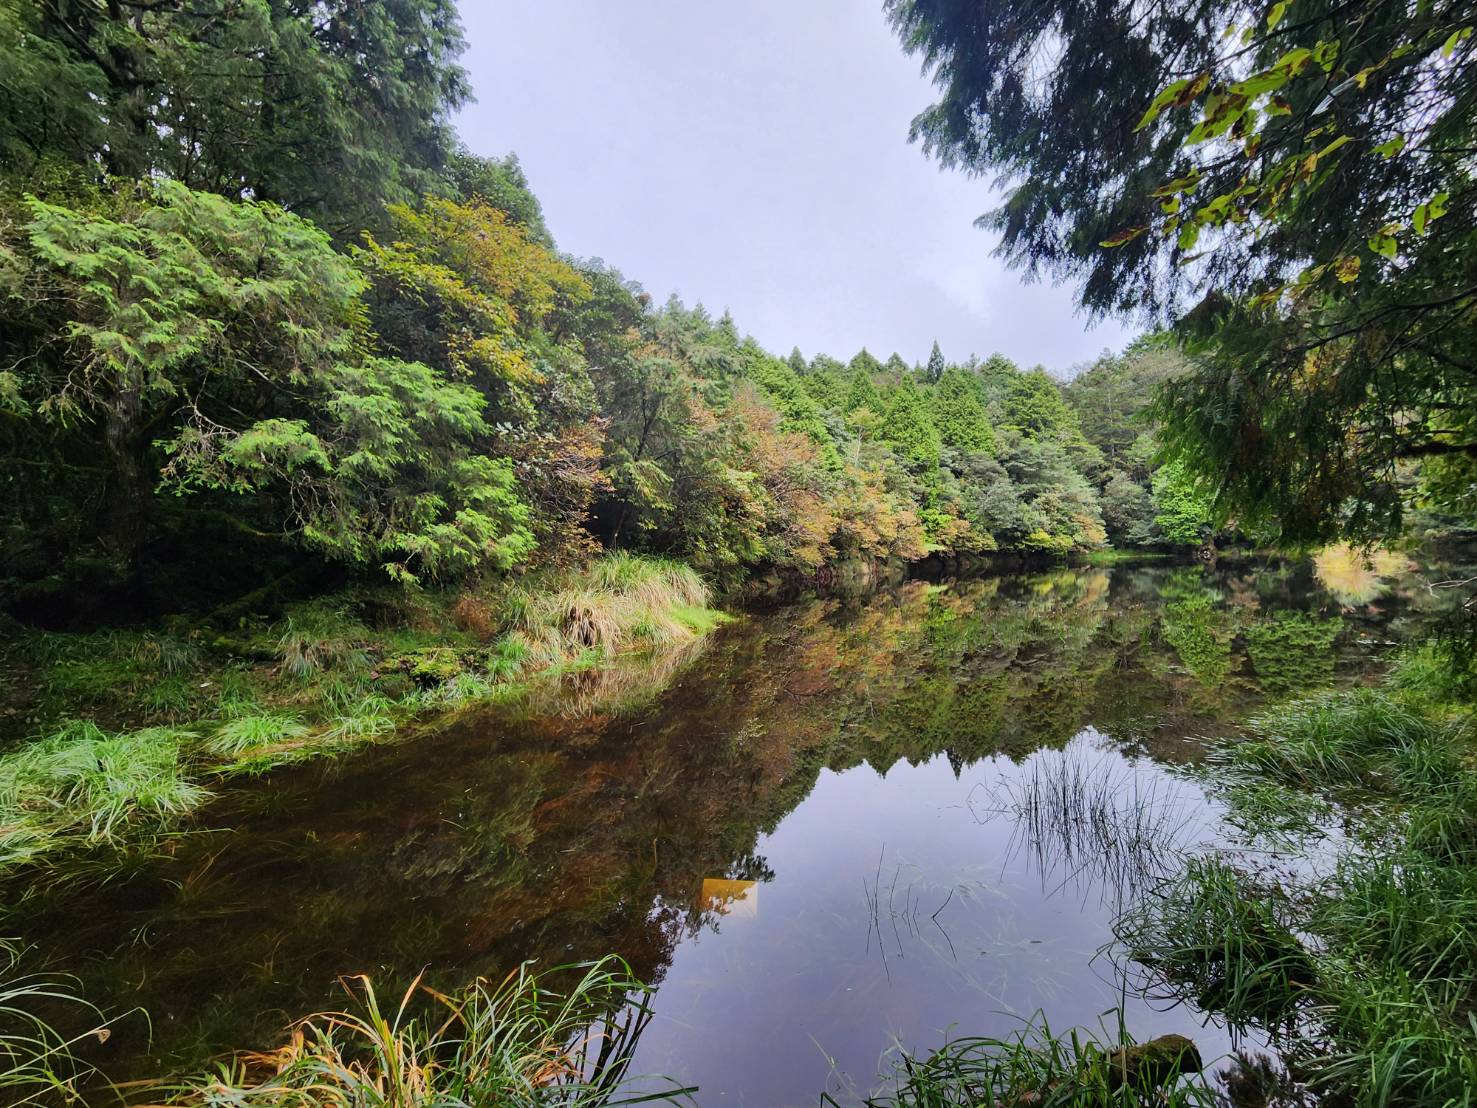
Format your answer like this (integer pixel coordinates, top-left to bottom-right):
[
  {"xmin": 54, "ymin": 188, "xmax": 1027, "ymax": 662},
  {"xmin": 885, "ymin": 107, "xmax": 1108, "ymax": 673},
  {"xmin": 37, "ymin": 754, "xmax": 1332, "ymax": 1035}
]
[{"xmin": 454, "ymin": 0, "xmax": 1134, "ymax": 375}]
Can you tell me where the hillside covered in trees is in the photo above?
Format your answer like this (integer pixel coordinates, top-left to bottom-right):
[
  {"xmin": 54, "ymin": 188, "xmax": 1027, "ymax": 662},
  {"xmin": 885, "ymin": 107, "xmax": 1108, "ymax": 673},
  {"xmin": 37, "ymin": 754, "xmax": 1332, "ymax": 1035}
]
[{"xmin": 0, "ymin": 1, "xmax": 1222, "ymax": 631}]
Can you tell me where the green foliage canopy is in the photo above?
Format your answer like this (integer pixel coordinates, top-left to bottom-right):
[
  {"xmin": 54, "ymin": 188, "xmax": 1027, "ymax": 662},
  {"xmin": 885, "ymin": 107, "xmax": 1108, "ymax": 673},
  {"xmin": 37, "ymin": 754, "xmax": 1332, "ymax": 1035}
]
[
  {"xmin": 0, "ymin": 181, "xmax": 534, "ymax": 584},
  {"xmin": 888, "ymin": 0, "xmax": 1477, "ymax": 543},
  {"xmin": 0, "ymin": 0, "xmax": 470, "ymax": 233}
]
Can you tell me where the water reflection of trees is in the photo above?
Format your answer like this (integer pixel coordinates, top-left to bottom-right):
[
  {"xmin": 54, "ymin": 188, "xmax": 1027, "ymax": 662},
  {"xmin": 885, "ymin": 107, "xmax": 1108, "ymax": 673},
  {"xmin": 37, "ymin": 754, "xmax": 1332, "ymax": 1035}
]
[{"xmin": 4, "ymin": 563, "xmax": 1425, "ymax": 1082}]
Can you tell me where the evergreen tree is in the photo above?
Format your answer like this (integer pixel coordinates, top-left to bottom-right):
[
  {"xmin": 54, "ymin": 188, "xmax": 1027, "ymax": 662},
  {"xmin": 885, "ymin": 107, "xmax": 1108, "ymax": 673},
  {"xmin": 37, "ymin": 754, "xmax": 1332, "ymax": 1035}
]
[
  {"xmin": 844, "ymin": 368, "xmax": 888, "ymax": 431},
  {"xmin": 932, "ymin": 370, "xmax": 994, "ymax": 455},
  {"xmin": 1064, "ymin": 339, "xmax": 1187, "ymax": 466},
  {"xmin": 739, "ymin": 342, "xmax": 839, "ymax": 462},
  {"xmin": 0, "ymin": 182, "xmax": 533, "ymax": 585},
  {"xmin": 925, "ymin": 341, "xmax": 947, "ymax": 383},
  {"xmin": 888, "ymin": 0, "xmax": 1477, "ymax": 542},
  {"xmin": 0, "ymin": 0, "xmax": 471, "ymax": 234},
  {"xmin": 883, "ymin": 375, "xmax": 942, "ymax": 469},
  {"xmin": 1003, "ymin": 370, "xmax": 1079, "ymax": 442},
  {"xmin": 445, "ymin": 150, "xmax": 553, "ymax": 245},
  {"xmin": 849, "ymin": 348, "xmax": 884, "ymax": 378}
]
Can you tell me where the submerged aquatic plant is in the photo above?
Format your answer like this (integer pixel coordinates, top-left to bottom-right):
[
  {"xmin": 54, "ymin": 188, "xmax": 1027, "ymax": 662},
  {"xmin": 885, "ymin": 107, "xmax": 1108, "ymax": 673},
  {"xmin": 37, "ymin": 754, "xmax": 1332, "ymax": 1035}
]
[
  {"xmin": 171, "ymin": 957, "xmax": 694, "ymax": 1107},
  {"xmin": 972, "ymin": 742, "xmax": 1204, "ymax": 907},
  {"xmin": 0, "ymin": 939, "xmax": 113, "ymax": 1107}
]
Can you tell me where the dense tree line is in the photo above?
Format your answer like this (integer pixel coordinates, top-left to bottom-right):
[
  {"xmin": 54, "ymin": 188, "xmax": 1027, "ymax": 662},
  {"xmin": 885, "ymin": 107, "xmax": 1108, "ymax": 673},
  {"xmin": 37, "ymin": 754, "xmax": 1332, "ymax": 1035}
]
[{"xmin": 0, "ymin": 1, "xmax": 1208, "ymax": 622}]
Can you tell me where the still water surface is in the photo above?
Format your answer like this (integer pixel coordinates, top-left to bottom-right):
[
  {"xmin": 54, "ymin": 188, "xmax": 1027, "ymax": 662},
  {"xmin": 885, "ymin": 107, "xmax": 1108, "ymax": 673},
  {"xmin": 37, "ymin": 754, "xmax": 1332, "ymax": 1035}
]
[{"xmin": 9, "ymin": 557, "xmax": 1457, "ymax": 1104}]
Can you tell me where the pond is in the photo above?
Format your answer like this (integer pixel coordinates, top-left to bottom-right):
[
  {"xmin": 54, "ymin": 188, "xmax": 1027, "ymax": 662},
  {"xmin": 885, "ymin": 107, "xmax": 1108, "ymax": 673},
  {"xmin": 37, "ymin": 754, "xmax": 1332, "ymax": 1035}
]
[{"xmin": 4, "ymin": 556, "xmax": 1461, "ymax": 1105}]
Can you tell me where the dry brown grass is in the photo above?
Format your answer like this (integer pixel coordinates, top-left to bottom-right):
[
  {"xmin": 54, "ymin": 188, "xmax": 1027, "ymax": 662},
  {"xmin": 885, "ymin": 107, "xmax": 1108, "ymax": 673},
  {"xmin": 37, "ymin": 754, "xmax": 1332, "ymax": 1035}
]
[{"xmin": 452, "ymin": 593, "xmax": 496, "ymax": 639}]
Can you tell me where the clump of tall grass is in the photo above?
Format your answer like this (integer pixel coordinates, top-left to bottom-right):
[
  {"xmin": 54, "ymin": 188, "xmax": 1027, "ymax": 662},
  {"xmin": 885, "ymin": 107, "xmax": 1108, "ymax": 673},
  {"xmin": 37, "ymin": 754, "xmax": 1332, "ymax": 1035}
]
[
  {"xmin": 1229, "ymin": 689, "xmax": 1442, "ymax": 791},
  {"xmin": 275, "ymin": 605, "xmax": 371, "ymax": 679},
  {"xmin": 0, "ymin": 720, "xmax": 210, "ymax": 865},
  {"xmin": 503, "ymin": 554, "xmax": 716, "ymax": 667},
  {"xmin": 210, "ymin": 712, "xmax": 309, "ymax": 756},
  {"xmin": 171, "ymin": 957, "xmax": 693, "ymax": 1107},
  {"xmin": 1389, "ymin": 640, "xmax": 1477, "ymax": 708},
  {"xmin": 832, "ymin": 1015, "xmax": 1210, "ymax": 1107},
  {"xmin": 321, "ymin": 696, "xmax": 397, "ymax": 741},
  {"xmin": 1116, "ymin": 856, "xmax": 1315, "ymax": 1029}
]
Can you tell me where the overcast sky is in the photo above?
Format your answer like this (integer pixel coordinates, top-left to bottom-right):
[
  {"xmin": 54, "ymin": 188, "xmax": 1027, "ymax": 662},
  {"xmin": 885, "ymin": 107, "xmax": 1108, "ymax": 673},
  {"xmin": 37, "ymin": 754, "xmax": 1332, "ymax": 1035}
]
[{"xmin": 453, "ymin": 1, "xmax": 1134, "ymax": 376}]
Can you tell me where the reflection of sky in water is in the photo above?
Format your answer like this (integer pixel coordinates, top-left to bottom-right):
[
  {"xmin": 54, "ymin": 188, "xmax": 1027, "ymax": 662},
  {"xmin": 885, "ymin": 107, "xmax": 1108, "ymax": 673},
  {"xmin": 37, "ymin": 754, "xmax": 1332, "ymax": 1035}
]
[{"xmin": 627, "ymin": 731, "xmax": 1254, "ymax": 1107}]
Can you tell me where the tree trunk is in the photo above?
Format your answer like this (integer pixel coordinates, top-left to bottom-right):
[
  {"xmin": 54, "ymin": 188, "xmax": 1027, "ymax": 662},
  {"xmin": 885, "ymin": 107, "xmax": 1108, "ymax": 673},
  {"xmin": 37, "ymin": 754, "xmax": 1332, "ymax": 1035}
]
[{"xmin": 102, "ymin": 384, "xmax": 149, "ymax": 577}]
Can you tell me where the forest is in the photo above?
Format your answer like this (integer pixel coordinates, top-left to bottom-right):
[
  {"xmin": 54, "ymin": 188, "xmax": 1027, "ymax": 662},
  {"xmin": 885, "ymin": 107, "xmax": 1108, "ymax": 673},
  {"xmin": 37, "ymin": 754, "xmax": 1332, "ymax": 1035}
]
[{"xmin": 1, "ymin": 0, "xmax": 1476, "ymax": 1106}]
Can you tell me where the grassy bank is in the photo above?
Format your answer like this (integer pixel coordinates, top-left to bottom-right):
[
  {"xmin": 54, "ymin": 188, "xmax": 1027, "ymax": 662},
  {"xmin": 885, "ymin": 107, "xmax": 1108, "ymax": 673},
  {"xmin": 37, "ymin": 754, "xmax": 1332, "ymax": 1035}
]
[
  {"xmin": 1117, "ymin": 653, "xmax": 1477, "ymax": 1106},
  {"xmin": 0, "ymin": 555, "xmax": 723, "ymax": 875},
  {"xmin": 1, "ymin": 947, "xmax": 692, "ymax": 1107}
]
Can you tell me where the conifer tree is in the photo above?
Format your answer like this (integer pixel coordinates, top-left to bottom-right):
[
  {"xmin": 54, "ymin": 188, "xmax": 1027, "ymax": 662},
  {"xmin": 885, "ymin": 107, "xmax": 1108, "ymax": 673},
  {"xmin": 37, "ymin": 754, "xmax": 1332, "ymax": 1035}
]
[
  {"xmin": 849, "ymin": 348, "xmax": 884, "ymax": 378},
  {"xmin": 884, "ymin": 375, "xmax": 942, "ymax": 468},
  {"xmin": 933, "ymin": 370, "xmax": 994, "ymax": 454},
  {"xmin": 844, "ymin": 367, "xmax": 887, "ymax": 422},
  {"xmin": 925, "ymin": 341, "xmax": 947, "ymax": 384}
]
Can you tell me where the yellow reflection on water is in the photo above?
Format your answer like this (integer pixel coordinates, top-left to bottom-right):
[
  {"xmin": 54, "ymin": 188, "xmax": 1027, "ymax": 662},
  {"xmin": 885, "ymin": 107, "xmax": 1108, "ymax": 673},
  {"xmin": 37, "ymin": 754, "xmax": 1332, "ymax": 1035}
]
[
  {"xmin": 701, "ymin": 878, "xmax": 758, "ymax": 918},
  {"xmin": 1313, "ymin": 544, "xmax": 1410, "ymax": 605}
]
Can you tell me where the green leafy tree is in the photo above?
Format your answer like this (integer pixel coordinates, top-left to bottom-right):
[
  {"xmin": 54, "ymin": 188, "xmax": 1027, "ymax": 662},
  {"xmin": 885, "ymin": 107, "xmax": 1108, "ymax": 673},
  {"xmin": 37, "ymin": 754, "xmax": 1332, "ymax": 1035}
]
[
  {"xmin": 445, "ymin": 149, "xmax": 552, "ymax": 245},
  {"xmin": 1101, "ymin": 471, "xmax": 1158, "ymax": 546},
  {"xmin": 0, "ymin": 0, "xmax": 470, "ymax": 233},
  {"xmin": 994, "ymin": 433, "xmax": 1107, "ymax": 552},
  {"xmin": 0, "ymin": 182, "xmax": 533, "ymax": 584},
  {"xmin": 882, "ymin": 375, "xmax": 941, "ymax": 469},
  {"xmin": 1065, "ymin": 339, "xmax": 1188, "ymax": 469},
  {"xmin": 739, "ymin": 341, "xmax": 840, "ymax": 464},
  {"xmin": 844, "ymin": 366, "xmax": 887, "ymax": 427},
  {"xmin": 1152, "ymin": 460, "xmax": 1216, "ymax": 547},
  {"xmin": 888, "ymin": 0, "xmax": 1477, "ymax": 543},
  {"xmin": 849, "ymin": 348, "xmax": 884, "ymax": 379},
  {"xmin": 355, "ymin": 196, "xmax": 601, "ymax": 560},
  {"xmin": 1003, "ymin": 370, "xmax": 1077, "ymax": 441}
]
